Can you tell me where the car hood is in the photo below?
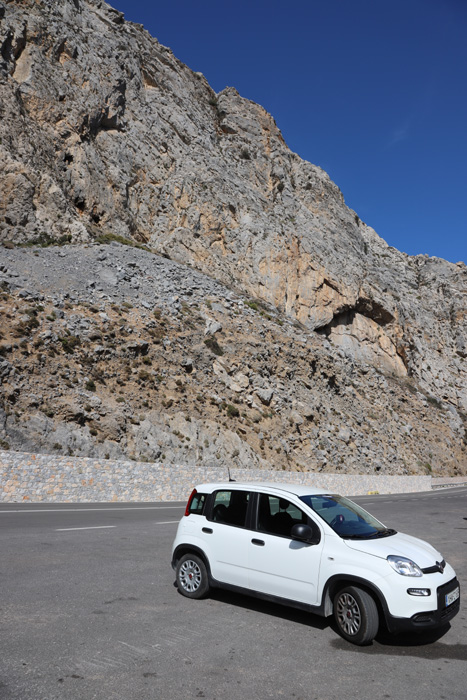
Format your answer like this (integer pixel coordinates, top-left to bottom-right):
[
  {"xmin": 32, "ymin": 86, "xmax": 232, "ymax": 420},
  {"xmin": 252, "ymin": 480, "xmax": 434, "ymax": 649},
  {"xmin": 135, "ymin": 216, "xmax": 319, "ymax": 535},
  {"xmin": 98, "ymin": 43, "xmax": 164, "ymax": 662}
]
[{"xmin": 343, "ymin": 531, "xmax": 442, "ymax": 568}]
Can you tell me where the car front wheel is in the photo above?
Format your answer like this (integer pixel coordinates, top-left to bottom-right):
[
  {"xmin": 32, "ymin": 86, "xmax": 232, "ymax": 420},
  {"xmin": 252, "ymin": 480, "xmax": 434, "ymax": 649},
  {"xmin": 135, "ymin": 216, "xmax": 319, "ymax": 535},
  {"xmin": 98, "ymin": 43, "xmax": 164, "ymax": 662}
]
[
  {"xmin": 333, "ymin": 586, "xmax": 379, "ymax": 645},
  {"xmin": 176, "ymin": 553, "xmax": 210, "ymax": 599}
]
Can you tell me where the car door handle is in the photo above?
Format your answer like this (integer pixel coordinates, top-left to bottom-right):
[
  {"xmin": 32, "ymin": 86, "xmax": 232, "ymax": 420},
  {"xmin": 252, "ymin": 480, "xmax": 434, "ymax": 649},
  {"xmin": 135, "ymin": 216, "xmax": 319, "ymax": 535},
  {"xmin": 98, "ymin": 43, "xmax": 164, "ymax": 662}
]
[
  {"xmin": 251, "ymin": 538, "xmax": 265, "ymax": 546},
  {"xmin": 202, "ymin": 527, "xmax": 213, "ymax": 534}
]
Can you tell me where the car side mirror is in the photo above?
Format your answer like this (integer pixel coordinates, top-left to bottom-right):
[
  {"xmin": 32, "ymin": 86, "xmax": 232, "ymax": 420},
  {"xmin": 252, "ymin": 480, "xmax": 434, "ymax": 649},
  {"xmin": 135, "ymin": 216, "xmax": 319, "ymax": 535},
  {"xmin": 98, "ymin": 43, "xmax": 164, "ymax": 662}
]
[{"xmin": 291, "ymin": 523, "xmax": 320, "ymax": 545}]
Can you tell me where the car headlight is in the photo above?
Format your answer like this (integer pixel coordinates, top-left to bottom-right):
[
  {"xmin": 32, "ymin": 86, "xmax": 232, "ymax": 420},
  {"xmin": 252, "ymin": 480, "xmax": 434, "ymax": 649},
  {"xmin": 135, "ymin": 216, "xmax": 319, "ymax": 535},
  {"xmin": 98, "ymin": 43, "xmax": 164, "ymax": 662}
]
[{"xmin": 387, "ymin": 555, "xmax": 423, "ymax": 577}]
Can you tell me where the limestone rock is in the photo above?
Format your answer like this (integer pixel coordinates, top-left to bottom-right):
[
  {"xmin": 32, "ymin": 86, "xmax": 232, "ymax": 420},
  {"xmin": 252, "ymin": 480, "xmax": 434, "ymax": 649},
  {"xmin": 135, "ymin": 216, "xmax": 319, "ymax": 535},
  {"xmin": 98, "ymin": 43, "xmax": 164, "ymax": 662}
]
[
  {"xmin": 205, "ymin": 319, "xmax": 222, "ymax": 336},
  {"xmin": 256, "ymin": 387, "xmax": 274, "ymax": 406}
]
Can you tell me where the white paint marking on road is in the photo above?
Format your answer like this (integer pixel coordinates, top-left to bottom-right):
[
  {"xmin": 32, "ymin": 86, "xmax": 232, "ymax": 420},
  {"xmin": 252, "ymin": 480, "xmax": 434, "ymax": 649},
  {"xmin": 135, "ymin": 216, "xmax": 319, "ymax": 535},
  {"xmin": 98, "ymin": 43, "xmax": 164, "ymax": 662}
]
[
  {"xmin": 56, "ymin": 525, "xmax": 117, "ymax": 531},
  {"xmin": 0, "ymin": 506, "xmax": 183, "ymax": 514},
  {"xmin": 118, "ymin": 641, "xmax": 150, "ymax": 654},
  {"xmin": 156, "ymin": 520, "xmax": 178, "ymax": 525}
]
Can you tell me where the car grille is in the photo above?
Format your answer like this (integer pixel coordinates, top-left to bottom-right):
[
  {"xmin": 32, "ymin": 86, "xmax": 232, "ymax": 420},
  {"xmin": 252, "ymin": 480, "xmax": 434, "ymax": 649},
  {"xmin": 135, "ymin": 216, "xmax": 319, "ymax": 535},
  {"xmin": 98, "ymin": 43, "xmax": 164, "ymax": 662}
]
[
  {"xmin": 437, "ymin": 578, "xmax": 460, "ymax": 621},
  {"xmin": 422, "ymin": 559, "xmax": 446, "ymax": 574},
  {"xmin": 440, "ymin": 600, "xmax": 460, "ymax": 622}
]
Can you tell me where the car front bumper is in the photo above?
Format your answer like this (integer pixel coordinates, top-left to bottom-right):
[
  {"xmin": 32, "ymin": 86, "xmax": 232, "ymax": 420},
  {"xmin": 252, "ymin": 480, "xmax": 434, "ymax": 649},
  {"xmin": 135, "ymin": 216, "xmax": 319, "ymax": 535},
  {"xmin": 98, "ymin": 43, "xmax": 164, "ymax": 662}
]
[{"xmin": 385, "ymin": 577, "xmax": 460, "ymax": 633}]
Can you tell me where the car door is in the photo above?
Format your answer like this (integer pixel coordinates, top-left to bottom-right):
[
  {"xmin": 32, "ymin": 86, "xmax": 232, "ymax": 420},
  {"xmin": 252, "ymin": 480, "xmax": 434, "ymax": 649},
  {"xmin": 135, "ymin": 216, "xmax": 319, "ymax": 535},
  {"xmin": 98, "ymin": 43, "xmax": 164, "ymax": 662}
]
[
  {"xmin": 247, "ymin": 492, "xmax": 324, "ymax": 605},
  {"xmin": 203, "ymin": 488, "xmax": 252, "ymax": 588}
]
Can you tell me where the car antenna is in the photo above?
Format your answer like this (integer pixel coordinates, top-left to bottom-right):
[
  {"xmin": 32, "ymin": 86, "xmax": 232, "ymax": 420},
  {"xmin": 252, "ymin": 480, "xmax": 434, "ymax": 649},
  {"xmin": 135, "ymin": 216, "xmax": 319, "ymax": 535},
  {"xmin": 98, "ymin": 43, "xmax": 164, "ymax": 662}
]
[{"xmin": 228, "ymin": 467, "xmax": 236, "ymax": 482}]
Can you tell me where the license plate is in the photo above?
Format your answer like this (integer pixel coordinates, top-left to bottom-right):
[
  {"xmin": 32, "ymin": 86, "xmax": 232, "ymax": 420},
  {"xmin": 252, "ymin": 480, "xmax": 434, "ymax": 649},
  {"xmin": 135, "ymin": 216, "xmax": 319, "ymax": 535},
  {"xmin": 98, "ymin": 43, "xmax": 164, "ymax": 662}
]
[{"xmin": 445, "ymin": 587, "xmax": 459, "ymax": 607}]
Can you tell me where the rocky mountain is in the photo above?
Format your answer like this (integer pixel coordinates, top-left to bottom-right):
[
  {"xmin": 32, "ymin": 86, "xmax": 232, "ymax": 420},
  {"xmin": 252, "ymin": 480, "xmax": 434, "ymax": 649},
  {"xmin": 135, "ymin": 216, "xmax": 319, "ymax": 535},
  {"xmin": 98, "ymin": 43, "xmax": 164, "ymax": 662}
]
[{"xmin": 0, "ymin": 0, "xmax": 465, "ymax": 475}]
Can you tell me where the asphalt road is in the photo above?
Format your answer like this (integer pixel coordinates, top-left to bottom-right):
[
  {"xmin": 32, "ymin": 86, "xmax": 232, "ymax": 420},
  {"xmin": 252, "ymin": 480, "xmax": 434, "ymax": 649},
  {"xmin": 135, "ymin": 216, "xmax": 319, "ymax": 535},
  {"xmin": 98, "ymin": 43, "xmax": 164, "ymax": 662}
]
[{"xmin": 1, "ymin": 488, "xmax": 466, "ymax": 700}]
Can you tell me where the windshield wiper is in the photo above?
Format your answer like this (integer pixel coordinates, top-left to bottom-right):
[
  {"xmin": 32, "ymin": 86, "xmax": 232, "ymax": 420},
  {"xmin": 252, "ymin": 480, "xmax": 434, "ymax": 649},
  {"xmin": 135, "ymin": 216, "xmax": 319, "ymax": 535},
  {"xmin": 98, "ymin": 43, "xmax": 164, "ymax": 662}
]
[
  {"xmin": 342, "ymin": 528, "xmax": 397, "ymax": 540},
  {"xmin": 371, "ymin": 528, "xmax": 397, "ymax": 538}
]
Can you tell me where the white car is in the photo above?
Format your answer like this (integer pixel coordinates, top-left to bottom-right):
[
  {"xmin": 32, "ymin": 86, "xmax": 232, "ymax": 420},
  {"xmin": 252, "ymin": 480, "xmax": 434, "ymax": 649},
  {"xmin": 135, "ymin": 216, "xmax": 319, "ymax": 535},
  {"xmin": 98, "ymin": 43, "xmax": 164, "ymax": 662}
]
[{"xmin": 171, "ymin": 482, "xmax": 460, "ymax": 645}]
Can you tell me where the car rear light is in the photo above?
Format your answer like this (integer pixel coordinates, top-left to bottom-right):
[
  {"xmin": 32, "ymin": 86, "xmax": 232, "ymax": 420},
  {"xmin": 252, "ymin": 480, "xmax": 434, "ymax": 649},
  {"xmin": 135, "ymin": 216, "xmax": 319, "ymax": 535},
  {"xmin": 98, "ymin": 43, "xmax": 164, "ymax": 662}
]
[{"xmin": 184, "ymin": 488, "xmax": 197, "ymax": 516}]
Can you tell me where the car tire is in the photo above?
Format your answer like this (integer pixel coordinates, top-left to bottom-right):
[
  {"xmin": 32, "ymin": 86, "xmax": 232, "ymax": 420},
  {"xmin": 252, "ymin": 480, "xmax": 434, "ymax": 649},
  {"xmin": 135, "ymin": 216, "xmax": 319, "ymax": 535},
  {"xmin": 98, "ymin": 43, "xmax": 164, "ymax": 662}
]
[
  {"xmin": 333, "ymin": 586, "xmax": 379, "ymax": 645},
  {"xmin": 176, "ymin": 553, "xmax": 210, "ymax": 599}
]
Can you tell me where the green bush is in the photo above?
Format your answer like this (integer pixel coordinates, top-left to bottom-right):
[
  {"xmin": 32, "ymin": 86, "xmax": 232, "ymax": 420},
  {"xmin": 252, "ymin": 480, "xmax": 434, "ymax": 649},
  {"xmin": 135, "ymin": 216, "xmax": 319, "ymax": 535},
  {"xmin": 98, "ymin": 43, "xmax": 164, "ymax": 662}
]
[
  {"xmin": 20, "ymin": 233, "xmax": 72, "ymax": 248},
  {"xmin": 59, "ymin": 335, "xmax": 81, "ymax": 353},
  {"xmin": 204, "ymin": 337, "xmax": 224, "ymax": 356},
  {"xmin": 95, "ymin": 232, "xmax": 150, "ymax": 252}
]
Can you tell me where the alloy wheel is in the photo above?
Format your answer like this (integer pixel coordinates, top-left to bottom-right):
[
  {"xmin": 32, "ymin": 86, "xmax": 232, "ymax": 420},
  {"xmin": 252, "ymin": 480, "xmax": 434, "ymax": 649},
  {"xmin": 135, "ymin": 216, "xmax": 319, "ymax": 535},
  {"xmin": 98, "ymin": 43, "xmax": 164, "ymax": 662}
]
[
  {"xmin": 336, "ymin": 592, "xmax": 362, "ymax": 636},
  {"xmin": 179, "ymin": 559, "xmax": 202, "ymax": 593}
]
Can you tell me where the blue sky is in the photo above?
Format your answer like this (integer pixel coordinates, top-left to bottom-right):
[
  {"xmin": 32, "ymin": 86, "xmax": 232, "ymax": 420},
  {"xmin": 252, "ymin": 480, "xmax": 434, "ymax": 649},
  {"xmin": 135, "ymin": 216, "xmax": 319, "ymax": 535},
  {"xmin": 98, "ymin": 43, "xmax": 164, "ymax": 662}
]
[{"xmin": 111, "ymin": 0, "xmax": 466, "ymax": 263}]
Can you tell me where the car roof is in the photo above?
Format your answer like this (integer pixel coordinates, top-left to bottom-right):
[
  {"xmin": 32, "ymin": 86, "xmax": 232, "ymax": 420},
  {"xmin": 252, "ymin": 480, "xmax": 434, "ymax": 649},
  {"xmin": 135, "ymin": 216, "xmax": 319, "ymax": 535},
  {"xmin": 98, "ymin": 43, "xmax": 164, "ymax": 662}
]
[{"xmin": 194, "ymin": 482, "xmax": 334, "ymax": 497}]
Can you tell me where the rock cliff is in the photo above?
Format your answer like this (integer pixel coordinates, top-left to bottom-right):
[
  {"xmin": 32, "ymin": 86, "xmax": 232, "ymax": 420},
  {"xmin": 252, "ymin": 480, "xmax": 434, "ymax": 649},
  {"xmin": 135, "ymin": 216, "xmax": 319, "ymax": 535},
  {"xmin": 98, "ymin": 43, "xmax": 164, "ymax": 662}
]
[{"xmin": 0, "ymin": 0, "xmax": 465, "ymax": 474}]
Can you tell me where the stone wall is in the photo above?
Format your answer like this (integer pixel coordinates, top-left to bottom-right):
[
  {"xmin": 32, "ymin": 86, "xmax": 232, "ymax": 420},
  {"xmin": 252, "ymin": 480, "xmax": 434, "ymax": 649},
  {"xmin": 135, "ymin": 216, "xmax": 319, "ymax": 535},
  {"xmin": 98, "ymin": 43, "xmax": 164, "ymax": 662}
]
[
  {"xmin": 0, "ymin": 450, "xmax": 433, "ymax": 502},
  {"xmin": 431, "ymin": 476, "xmax": 467, "ymax": 488}
]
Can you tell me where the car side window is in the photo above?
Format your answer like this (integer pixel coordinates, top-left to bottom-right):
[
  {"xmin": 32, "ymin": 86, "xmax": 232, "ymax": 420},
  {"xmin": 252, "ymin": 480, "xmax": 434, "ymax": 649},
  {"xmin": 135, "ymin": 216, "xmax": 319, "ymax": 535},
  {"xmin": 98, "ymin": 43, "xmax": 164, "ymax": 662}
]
[
  {"xmin": 188, "ymin": 492, "xmax": 207, "ymax": 515},
  {"xmin": 209, "ymin": 490, "xmax": 250, "ymax": 528},
  {"xmin": 257, "ymin": 493, "xmax": 310, "ymax": 538}
]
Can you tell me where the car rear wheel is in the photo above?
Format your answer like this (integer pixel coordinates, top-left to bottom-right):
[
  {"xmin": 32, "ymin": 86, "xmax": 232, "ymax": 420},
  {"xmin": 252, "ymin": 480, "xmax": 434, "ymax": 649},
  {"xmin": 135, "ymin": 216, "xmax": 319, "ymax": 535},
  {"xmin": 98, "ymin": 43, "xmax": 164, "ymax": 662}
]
[
  {"xmin": 333, "ymin": 586, "xmax": 379, "ymax": 645},
  {"xmin": 176, "ymin": 553, "xmax": 210, "ymax": 599}
]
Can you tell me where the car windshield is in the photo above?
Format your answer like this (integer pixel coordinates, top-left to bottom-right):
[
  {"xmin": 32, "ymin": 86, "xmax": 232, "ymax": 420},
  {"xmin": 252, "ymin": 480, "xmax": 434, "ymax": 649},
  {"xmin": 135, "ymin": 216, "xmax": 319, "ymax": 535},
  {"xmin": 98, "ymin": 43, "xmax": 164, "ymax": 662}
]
[{"xmin": 299, "ymin": 494, "xmax": 396, "ymax": 539}]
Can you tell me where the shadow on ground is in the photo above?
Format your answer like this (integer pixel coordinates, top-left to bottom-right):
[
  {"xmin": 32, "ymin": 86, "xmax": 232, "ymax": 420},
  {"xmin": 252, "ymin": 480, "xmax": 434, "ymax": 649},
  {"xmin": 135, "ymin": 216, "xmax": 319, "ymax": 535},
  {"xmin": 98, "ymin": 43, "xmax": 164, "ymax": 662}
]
[{"xmin": 175, "ymin": 583, "xmax": 466, "ymax": 659}]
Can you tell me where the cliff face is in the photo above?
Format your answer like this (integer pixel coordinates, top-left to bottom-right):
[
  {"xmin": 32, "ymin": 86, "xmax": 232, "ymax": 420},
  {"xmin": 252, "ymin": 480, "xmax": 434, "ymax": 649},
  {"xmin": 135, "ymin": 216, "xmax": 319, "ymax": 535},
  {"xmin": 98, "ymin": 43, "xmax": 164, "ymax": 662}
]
[
  {"xmin": 0, "ymin": 243, "xmax": 465, "ymax": 476},
  {"xmin": 0, "ymin": 0, "xmax": 465, "ymax": 474}
]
